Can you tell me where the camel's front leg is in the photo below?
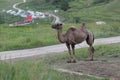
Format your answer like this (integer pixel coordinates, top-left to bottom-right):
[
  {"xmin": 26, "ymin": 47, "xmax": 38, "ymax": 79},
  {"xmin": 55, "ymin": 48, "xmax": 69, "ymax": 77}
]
[
  {"xmin": 66, "ymin": 43, "xmax": 72, "ymax": 63},
  {"xmin": 71, "ymin": 44, "xmax": 77, "ymax": 63}
]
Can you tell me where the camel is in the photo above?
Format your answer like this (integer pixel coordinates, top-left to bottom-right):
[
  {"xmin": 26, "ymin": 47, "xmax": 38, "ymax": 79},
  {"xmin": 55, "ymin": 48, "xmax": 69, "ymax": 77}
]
[{"xmin": 51, "ymin": 15, "xmax": 94, "ymax": 63}]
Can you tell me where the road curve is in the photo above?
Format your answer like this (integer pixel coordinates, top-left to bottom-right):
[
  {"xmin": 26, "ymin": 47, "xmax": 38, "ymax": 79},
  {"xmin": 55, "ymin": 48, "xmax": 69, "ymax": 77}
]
[
  {"xmin": 3, "ymin": 1, "xmax": 120, "ymax": 61},
  {"xmin": 12, "ymin": 0, "xmax": 61, "ymax": 23},
  {"xmin": 13, "ymin": 0, "xmax": 26, "ymax": 10},
  {"xmin": 0, "ymin": 36, "xmax": 120, "ymax": 61},
  {"xmin": 12, "ymin": 0, "xmax": 26, "ymax": 15}
]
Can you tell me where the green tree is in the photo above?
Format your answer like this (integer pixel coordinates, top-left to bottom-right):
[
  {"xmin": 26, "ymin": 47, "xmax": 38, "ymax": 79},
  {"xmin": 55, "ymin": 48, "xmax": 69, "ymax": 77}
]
[
  {"xmin": 59, "ymin": 0, "xmax": 70, "ymax": 11},
  {"xmin": 93, "ymin": 0, "xmax": 112, "ymax": 4},
  {"xmin": 32, "ymin": 0, "xmax": 73, "ymax": 11},
  {"xmin": 0, "ymin": 13, "xmax": 4, "ymax": 24},
  {"xmin": 32, "ymin": 0, "xmax": 45, "ymax": 5}
]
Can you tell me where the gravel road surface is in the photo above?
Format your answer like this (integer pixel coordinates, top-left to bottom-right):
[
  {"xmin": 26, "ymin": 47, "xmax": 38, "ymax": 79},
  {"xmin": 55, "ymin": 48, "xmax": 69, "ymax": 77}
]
[{"xmin": 0, "ymin": 36, "xmax": 120, "ymax": 61}]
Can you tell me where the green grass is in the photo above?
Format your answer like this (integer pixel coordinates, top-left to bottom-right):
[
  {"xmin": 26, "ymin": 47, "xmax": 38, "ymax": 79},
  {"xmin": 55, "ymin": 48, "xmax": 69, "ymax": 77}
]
[
  {"xmin": 77, "ymin": 43, "xmax": 120, "ymax": 59},
  {"xmin": 0, "ymin": 22, "xmax": 120, "ymax": 51},
  {"xmin": 0, "ymin": 60, "xmax": 104, "ymax": 80},
  {"xmin": 43, "ymin": 43, "xmax": 120, "ymax": 65},
  {"xmin": 0, "ymin": 0, "xmax": 119, "ymax": 80},
  {"xmin": 0, "ymin": 0, "xmax": 21, "ymax": 11},
  {"xmin": 1, "ymin": 43, "xmax": 120, "ymax": 80},
  {"xmin": 19, "ymin": 0, "xmax": 120, "ymax": 22},
  {"xmin": 0, "ymin": 23, "xmax": 57, "ymax": 51},
  {"xmin": 0, "ymin": 0, "xmax": 120, "ymax": 51},
  {"xmin": 18, "ymin": 1, "xmax": 56, "ymax": 11},
  {"xmin": 56, "ymin": 0, "xmax": 120, "ymax": 23},
  {"xmin": 0, "ymin": 0, "xmax": 25, "ymax": 24},
  {"xmin": 0, "ymin": 13, "xmax": 25, "ymax": 24}
]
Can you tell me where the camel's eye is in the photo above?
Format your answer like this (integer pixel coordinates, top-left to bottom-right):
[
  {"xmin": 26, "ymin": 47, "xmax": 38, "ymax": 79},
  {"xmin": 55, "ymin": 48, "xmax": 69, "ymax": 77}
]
[
  {"xmin": 56, "ymin": 24, "xmax": 60, "ymax": 26},
  {"xmin": 57, "ymin": 23, "xmax": 62, "ymax": 26}
]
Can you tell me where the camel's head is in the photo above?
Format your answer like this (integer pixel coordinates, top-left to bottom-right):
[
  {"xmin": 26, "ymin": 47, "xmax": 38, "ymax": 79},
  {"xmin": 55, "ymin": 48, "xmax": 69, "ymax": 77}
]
[{"xmin": 51, "ymin": 23, "xmax": 63, "ymax": 30}]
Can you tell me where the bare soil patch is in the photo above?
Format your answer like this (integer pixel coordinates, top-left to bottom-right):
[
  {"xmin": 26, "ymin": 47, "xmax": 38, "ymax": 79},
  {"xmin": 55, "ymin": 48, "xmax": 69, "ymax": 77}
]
[{"xmin": 56, "ymin": 58, "xmax": 120, "ymax": 80}]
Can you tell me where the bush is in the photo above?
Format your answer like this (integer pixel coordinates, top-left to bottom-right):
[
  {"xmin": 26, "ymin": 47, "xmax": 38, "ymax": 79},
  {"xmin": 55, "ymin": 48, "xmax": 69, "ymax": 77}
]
[
  {"xmin": 92, "ymin": 0, "xmax": 112, "ymax": 5},
  {"xmin": 59, "ymin": 0, "xmax": 70, "ymax": 11},
  {"xmin": 0, "ymin": 13, "xmax": 5, "ymax": 24},
  {"xmin": 73, "ymin": 17, "xmax": 81, "ymax": 23}
]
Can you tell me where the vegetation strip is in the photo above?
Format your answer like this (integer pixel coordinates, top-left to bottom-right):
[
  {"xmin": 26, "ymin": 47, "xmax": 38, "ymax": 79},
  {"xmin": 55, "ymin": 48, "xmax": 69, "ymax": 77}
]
[
  {"xmin": 0, "ymin": 36, "xmax": 120, "ymax": 61},
  {"xmin": 54, "ymin": 68, "xmax": 103, "ymax": 79}
]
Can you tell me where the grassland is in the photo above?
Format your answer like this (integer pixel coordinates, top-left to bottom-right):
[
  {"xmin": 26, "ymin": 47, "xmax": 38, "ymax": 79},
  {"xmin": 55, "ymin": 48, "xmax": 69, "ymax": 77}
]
[
  {"xmin": 0, "ymin": 43, "xmax": 120, "ymax": 80},
  {"xmin": 0, "ymin": 0, "xmax": 120, "ymax": 51},
  {"xmin": 0, "ymin": 0, "xmax": 22, "ymax": 11},
  {"xmin": 61, "ymin": 0, "xmax": 120, "ymax": 23},
  {"xmin": 18, "ymin": 0, "xmax": 120, "ymax": 22},
  {"xmin": 0, "ymin": 22, "xmax": 120, "ymax": 51},
  {"xmin": 0, "ymin": 0, "xmax": 120, "ymax": 80},
  {"xmin": 0, "ymin": 60, "xmax": 104, "ymax": 80}
]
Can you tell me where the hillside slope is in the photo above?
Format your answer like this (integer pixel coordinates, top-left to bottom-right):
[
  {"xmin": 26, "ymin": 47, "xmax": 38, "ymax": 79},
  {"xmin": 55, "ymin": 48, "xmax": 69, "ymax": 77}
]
[
  {"xmin": 18, "ymin": 0, "xmax": 120, "ymax": 23},
  {"xmin": 0, "ymin": 0, "xmax": 21, "ymax": 11},
  {"xmin": 63, "ymin": 0, "xmax": 120, "ymax": 22}
]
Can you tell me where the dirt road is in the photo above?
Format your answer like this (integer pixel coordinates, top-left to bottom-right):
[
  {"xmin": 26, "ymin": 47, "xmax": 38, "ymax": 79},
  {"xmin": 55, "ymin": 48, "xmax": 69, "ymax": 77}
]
[{"xmin": 0, "ymin": 36, "xmax": 120, "ymax": 61}]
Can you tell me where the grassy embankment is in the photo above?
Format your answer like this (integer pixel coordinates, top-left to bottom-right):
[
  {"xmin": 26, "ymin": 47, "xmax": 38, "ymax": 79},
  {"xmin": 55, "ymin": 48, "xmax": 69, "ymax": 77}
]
[
  {"xmin": 0, "ymin": 0, "xmax": 22, "ymax": 11},
  {"xmin": 0, "ymin": 43, "xmax": 120, "ymax": 80},
  {"xmin": 0, "ymin": 22, "xmax": 120, "ymax": 51},
  {"xmin": 19, "ymin": 0, "xmax": 120, "ymax": 22},
  {"xmin": 0, "ymin": 0, "xmax": 120, "ymax": 80},
  {"xmin": 0, "ymin": 0, "xmax": 120, "ymax": 51},
  {"xmin": 60, "ymin": 0, "xmax": 120, "ymax": 23}
]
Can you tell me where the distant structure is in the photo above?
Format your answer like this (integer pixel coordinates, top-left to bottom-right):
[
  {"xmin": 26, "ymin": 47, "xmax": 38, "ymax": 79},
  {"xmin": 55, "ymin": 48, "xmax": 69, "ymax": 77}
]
[
  {"xmin": 96, "ymin": 21, "xmax": 106, "ymax": 25},
  {"xmin": 26, "ymin": 14, "xmax": 33, "ymax": 22},
  {"xmin": 23, "ymin": 0, "xmax": 26, "ymax": 3}
]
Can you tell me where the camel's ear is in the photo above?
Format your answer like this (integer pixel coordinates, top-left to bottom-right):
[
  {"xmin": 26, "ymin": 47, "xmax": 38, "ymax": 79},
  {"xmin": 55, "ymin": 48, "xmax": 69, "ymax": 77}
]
[
  {"xmin": 59, "ymin": 23, "xmax": 63, "ymax": 26},
  {"xmin": 82, "ymin": 23, "xmax": 85, "ymax": 26}
]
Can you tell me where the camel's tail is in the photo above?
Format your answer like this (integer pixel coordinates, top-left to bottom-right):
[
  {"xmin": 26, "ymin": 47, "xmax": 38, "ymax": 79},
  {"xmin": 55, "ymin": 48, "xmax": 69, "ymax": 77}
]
[
  {"xmin": 86, "ymin": 31, "xmax": 94, "ymax": 45},
  {"xmin": 86, "ymin": 30, "xmax": 95, "ymax": 53},
  {"xmin": 90, "ymin": 46, "xmax": 95, "ymax": 53}
]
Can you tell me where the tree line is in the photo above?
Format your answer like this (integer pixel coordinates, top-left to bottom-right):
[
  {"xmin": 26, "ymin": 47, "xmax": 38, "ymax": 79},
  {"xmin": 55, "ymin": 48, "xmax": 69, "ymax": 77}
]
[
  {"xmin": 32, "ymin": 0, "xmax": 113, "ymax": 11},
  {"xmin": 32, "ymin": 0, "xmax": 74, "ymax": 11}
]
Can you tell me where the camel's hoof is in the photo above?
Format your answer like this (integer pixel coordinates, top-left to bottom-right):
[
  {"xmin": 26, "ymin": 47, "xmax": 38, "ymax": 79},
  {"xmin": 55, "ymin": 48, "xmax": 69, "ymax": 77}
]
[
  {"xmin": 72, "ymin": 59, "xmax": 77, "ymax": 63},
  {"xmin": 89, "ymin": 59, "xmax": 94, "ymax": 61},
  {"xmin": 85, "ymin": 58, "xmax": 94, "ymax": 61},
  {"xmin": 67, "ymin": 60, "xmax": 77, "ymax": 63},
  {"xmin": 67, "ymin": 60, "xmax": 72, "ymax": 63}
]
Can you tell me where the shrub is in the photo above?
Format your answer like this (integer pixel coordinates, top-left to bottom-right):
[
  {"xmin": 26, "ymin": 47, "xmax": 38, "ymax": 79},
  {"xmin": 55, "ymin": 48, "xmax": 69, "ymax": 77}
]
[
  {"xmin": 92, "ymin": 0, "xmax": 112, "ymax": 5},
  {"xmin": 0, "ymin": 13, "xmax": 5, "ymax": 24}
]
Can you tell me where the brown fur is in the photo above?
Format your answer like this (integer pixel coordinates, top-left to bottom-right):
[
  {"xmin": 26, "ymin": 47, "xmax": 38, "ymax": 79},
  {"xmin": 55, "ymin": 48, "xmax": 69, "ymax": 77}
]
[{"xmin": 52, "ymin": 23, "xmax": 94, "ymax": 63}]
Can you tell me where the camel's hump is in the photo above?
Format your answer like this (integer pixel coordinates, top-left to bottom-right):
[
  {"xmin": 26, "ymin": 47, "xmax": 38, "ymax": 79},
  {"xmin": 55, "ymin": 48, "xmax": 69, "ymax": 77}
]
[{"xmin": 69, "ymin": 27, "xmax": 76, "ymax": 31}]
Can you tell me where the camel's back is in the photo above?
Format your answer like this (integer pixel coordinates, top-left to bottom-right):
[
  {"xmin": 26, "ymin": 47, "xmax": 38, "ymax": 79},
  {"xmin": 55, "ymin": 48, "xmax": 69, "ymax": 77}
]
[{"xmin": 65, "ymin": 27, "xmax": 87, "ymax": 44}]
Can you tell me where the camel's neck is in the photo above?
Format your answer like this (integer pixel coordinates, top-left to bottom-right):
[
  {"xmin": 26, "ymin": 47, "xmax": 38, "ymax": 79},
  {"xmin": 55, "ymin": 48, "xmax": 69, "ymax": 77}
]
[{"xmin": 57, "ymin": 28, "xmax": 65, "ymax": 43}]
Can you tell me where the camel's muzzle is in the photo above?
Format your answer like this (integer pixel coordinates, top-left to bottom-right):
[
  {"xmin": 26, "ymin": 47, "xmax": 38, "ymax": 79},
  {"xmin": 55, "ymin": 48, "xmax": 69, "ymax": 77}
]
[
  {"xmin": 51, "ymin": 23, "xmax": 63, "ymax": 30},
  {"xmin": 51, "ymin": 24, "xmax": 57, "ymax": 29}
]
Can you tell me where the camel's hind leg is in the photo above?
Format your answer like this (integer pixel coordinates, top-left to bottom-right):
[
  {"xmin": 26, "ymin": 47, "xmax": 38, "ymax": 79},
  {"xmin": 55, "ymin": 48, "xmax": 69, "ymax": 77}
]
[
  {"xmin": 89, "ymin": 45, "xmax": 94, "ymax": 61},
  {"xmin": 86, "ymin": 31, "xmax": 95, "ymax": 61}
]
